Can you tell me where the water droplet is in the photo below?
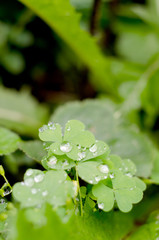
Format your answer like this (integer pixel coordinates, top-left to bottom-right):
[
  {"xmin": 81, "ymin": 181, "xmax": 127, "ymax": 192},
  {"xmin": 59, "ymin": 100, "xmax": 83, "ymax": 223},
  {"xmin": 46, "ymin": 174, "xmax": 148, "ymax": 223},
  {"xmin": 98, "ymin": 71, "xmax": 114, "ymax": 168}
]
[
  {"xmin": 130, "ymin": 188, "xmax": 133, "ymax": 191},
  {"xmin": 39, "ymin": 125, "xmax": 48, "ymax": 132},
  {"xmin": 47, "ymin": 156, "xmax": 57, "ymax": 168},
  {"xmin": 34, "ymin": 174, "xmax": 44, "ymax": 183},
  {"xmin": 104, "ymin": 146, "xmax": 107, "ymax": 150},
  {"xmin": 98, "ymin": 203, "xmax": 104, "ymax": 210},
  {"xmin": 89, "ymin": 180, "xmax": 93, "ymax": 184},
  {"xmin": 63, "ymin": 160, "xmax": 69, "ymax": 166},
  {"xmin": 25, "ymin": 178, "xmax": 34, "ymax": 187},
  {"xmin": 31, "ymin": 188, "xmax": 37, "ymax": 194},
  {"xmin": 93, "ymin": 152, "xmax": 97, "ymax": 156},
  {"xmin": 78, "ymin": 152, "xmax": 86, "ymax": 161},
  {"xmin": 99, "ymin": 165, "xmax": 109, "ymax": 174},
  {"xmin": 89, "ymin": 144, "xmax": 97, "ymax": 153},
  {"xmin": 60, "ymin": 143, "xmax": 72, "ymax": 153},
  {"xmin": 95, "ymin": 176, "xmax": 101, "ymax": 182},
  {"xmin": 110, "ymin": 173, "xmax": 114, "ymax": 179},
  {"xmin": 67, "ymin": 126, "xmax": 71, "ymax": 131},
  {"xmin": 48, "ymin": 121, "xmax": 53, "ymax": 126},
  {"xmin": 42, "ymin": 190, "xmax": 48, "ymax": 197},
  {"xmin": 77, "ymin": 144, "xmax": 81, "ymax": 150},
  {"xmin": 26, "ymin": 169, "xmax": 33, "ymax": 177},
  {"xmin": 125, "ymin": 173, "xmax": 132, "ymax": 177}
]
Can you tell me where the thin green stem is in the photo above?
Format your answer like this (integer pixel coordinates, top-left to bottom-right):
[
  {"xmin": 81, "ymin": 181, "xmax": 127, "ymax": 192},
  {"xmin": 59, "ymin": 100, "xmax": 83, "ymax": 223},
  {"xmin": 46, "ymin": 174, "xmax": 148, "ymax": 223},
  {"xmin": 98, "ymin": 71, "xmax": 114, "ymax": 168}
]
[{"xmin": 75, "ymin": 166, "xmax": 83, "ymax": 217}]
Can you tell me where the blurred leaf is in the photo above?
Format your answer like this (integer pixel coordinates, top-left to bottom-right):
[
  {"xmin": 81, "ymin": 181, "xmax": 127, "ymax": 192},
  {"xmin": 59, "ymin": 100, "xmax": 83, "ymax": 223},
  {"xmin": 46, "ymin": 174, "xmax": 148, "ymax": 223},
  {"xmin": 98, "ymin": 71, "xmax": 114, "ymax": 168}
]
[
  {"xmin": 0, "ymin": 86, "xmax": 49, "ymax": 136},
  {"xmin": 13, "ymin": 169, "xmax": 74, "ymax": 208},
  {"xmin": 115, "ymin": 30, "xmax": 159, "ymax": 65},
  {"xmin": 51, "ymin": 100, "xmax": 154, "ymax": 177},
  {"xmin": 128, "ymin": 210, "xmax": 159, "ymax": 240},
  {"xmin": 0, "ymin": 127, "xmax": 20, "ymax": 155},
  {"xmin": 18, "ymin": 0, "xmax": 115, "ymax": 93},
  {"xmin": 19, "ymin": 140, "xmax": 46, "ymax": 162},
  {"xmin": 0, "ymin": 50, "xmax": 25, "ymax": 74}
]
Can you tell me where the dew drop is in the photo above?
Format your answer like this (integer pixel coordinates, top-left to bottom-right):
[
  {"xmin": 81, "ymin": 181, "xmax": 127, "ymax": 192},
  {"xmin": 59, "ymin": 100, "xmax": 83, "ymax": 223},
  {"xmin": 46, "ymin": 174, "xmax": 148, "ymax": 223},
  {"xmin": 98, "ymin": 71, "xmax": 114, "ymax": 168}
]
[
  {"xmin": 26, "ymin": 169, "xmax": 33, "ymax": 177},
  {"xmin": 25, "ymin": 178, "xmax": 34, "ymax": 187},
  {"xmin": 89, "ymin": 180, "xmax": 93, "ymax": 184},
  {"xmin": 130, "ymin": 188, "xmax": 133, "ymax": 191},
  {"xmin": 95, "ymin": 176, "xmax": 101, "ymax": 182},
  {"xmin": 78, "ymin": 152, "xmax": 86, "ymax": 161},
  {"xmin": 31, "ymin": 188, "xmax": 37, "ymax": 194},
  {"xmin": 48, "ymin": 121, "xmax": 53, "ymax": 126},
  {"xmin": 126, "ymin": 173, "xmax": 132, "ymax": 177},
  {"xmin": 89, "ymin": 144, "xmax": 97, "ymax": 153},
  {"xmin": 98, "ymin": 203, "xmax": 104, "ymax": 210},
  {"xmin": 77, "ymin": 144, "xmax": 81, "ymax": 150},
  {"xmin": 62, "ymin": 160, "xmax": 69, "ymax": 167},
  {"xmin": 67, "ymin": 126, "xmax": 71, "ymax": 131},
  {"xmin": 110, "ymin": 173, "xmax": 115, "ymax": 179},
  {"xmin": 99, "ymin": 165, "xmax": 109, "ymax": 174},
  {"xmin": 60, "ymin": 143, "xmax": 72, "ymax": 153},
  {"xmin": 42, "ymin": 190, "xmax": 48, "ymax": 197},
  {"xmin": 47, "ymin": 156, "xmax": 57, "ymax": 168},
  {"xmin": 34, "ymin": 174, "xmax": 44, "ymax": 183}
]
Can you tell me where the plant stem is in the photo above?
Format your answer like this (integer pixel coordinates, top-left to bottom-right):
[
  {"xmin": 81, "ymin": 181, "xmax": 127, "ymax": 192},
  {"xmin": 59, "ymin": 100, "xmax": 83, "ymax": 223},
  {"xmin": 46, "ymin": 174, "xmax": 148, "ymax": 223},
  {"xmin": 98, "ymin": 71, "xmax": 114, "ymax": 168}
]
[
  {"xmin": 75, "ymin": 166, "xmax": 83, "ymax": 217},
  {"xmin": 90, "ymin": 0, "xmax": 101, "ymax": 35}
]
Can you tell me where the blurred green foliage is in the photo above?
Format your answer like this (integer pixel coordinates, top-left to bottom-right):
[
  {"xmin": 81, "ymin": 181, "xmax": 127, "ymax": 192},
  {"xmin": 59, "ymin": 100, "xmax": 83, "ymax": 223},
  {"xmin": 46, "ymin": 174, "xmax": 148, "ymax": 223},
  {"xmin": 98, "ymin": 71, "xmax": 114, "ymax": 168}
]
[{"xmin": 0, "ymin": 0, "xmax": 159, "ymax": 239}]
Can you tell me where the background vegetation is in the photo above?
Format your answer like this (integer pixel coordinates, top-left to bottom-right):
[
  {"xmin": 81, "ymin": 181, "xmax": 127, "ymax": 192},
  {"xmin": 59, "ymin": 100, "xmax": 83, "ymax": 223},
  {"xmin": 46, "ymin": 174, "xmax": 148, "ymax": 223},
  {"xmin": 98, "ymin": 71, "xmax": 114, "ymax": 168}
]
[{"xmin": 0, "ymin": 0, "xmax": 159, "ymax": 239}]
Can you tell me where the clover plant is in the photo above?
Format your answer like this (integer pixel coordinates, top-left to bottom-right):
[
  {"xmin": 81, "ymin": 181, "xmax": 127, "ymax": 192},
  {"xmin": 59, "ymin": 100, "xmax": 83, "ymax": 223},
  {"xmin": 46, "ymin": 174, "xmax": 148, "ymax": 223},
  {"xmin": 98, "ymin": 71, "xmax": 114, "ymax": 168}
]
[{"xmin": 13, "ymin": 120, "xmax": 146, "ymax": 216}]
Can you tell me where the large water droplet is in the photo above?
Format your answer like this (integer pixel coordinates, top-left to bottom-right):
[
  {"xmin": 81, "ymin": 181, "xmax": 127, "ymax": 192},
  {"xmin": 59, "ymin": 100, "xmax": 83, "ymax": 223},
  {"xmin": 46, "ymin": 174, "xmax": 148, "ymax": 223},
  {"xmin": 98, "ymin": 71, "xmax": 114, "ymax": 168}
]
[
  {"xmin": 99, "ymin": 165, "xmax": 109, "ymax": 174},
  {"xmin": 26, "ymin": 169, "xmax": 33, "ymax": 177},
  {"xmin": 2, "ymin": 184, "xmax": 12, "ymax": 197},
  {"xmin": 34, "ymin": 174, "xmax": 44, "ymax": 183},
  {"xmin": 78, "ymin": 152, "xmax": 86, "ymax": 161},
  {"xmin": 89, "ymin": 144, "xmax": 97, "ymax": 153},
  {"xmin": 25, "ymin": 178, "xmax": 34, "ymax": 187},
  {"xmin": 31, "ymin": 188, "xmax": 37, "ymax": 194},
  {"xmin": 47, "ymin": 156, "xmax": 57, "ymax": 168},
  {"xmin": 98, "ymin": 203, "xmax": 104, "ymax": 210},
  {"xmin": 60, "ymin": 143, "xmax": 72, "ymax": 153}
]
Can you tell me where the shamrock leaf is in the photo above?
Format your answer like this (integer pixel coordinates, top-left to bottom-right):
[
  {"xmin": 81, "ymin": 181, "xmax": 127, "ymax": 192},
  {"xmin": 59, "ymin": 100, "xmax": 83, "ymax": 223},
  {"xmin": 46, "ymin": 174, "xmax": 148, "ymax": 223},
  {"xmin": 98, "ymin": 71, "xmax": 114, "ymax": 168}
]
[
  {"xmin": 110, "ymin": 155, "xmax": 137, "ymax": 176},
  {"xmin": 39, "ymin": 120, "xmax": 109, "ymax": 161},
  {"xmin": 63, "ymin": 120, "xmax": 95, "ymax": 147},
  {"xmin": 77, "ymin": 160, "xmax": 110, "ymax": 184},
  {"xmin": 13, "ymin": 169, "xmax": 75, "ymax": 208},
  {"xmin": 92, "ymin": 171, "xmax": 146, "ymax": 212},
  {"xmin": 42, "ymin": 154, "xmax": 75, "ymax": 170},
  {"xmin": 39, "ymin": 123, "xmax": 62, "ymax": 142}
]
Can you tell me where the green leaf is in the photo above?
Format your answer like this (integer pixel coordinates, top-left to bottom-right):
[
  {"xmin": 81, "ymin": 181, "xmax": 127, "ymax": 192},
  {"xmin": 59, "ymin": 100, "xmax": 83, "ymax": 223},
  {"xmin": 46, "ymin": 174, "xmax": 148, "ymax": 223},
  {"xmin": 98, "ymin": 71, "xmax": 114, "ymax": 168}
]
[
  {"xmin": 128, "ymin": 210, "xmax": 159, "ymax": 240},
  {"xmin": 0, "ymin": 86, "xmax": 49, "ymax": 136},
  {"xmin": 64, "ymin": 120, "xmax": 95, "ymax": 147},
  {"xmin": 92, "ymin": 171, "xmax": 146, "ymax": 212},
  {"xmin": 0, "ymin": 127, "xmax": 20, "ymax": 155},
  {"xmin": 77, "ymin": 161, "xmax": 110, "ymax": 184},
  {"xmin": 18, "ymin": 0, "xmax": 115, "ymax": 93},
  {"xmin": 51, "ymin": 100, "xmax": 153, "ymax": 177},
  {"xmin": 42, "ymin": 154, "xmax": 75, "ymax": 170},
  {"xmin": 39, "ymin": 123, "xmax": 62, "ymax": 142},
  {"xmin": 19, "ymin": 140, "xmax": 46, "ymax": 162},
  {"xmin": 13, "ymin": 169, "xmax": 74, "ymax": 208}
]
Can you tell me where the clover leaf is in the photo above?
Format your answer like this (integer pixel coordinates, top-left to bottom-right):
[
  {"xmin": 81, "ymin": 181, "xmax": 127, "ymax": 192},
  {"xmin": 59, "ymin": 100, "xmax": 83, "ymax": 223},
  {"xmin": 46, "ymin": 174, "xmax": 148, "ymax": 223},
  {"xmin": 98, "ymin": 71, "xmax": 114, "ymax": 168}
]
[
  {"xmin": 13, "ymin": 169, "xmax": 75, "ymax": 208},
  {"xmin": 39, "ymin": 120, "xmax": 109, "ymax": 161},
  {"xmin": 92, "ymin": 171, "xmax": 146, "ymax": 212},
  {"xmin": 77, "ymin": 160, "xmax": 110, "ymax": 184},
  {"xmin": 42, "ymin": 154, "xmax": 75, "ymax": 170}
]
